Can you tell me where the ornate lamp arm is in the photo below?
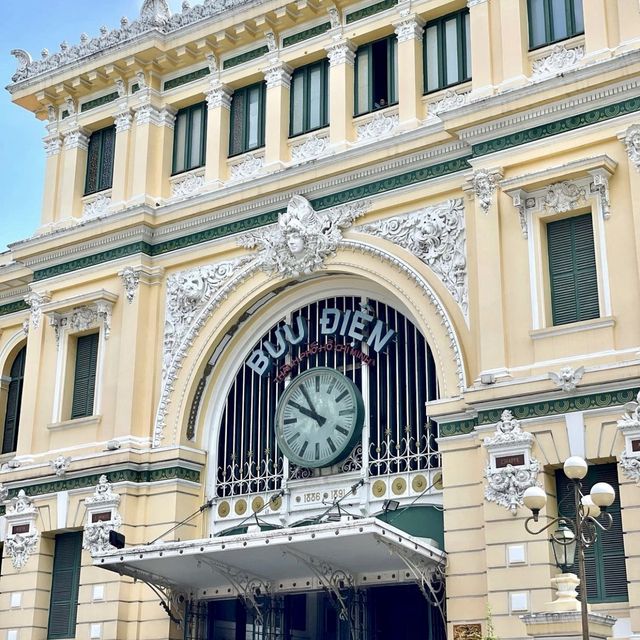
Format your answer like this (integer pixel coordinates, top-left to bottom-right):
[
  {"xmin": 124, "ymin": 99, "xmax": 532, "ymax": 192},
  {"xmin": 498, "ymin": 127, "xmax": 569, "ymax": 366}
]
[{"xmin": 524, "ymin": 515, "xmax": 575, "ymax": 538}]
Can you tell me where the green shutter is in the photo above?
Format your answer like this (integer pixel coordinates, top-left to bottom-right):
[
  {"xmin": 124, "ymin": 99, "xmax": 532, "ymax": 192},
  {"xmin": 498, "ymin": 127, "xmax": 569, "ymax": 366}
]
[
  {"xmin": 84, "ymin": 126, "xmax": 116, "ymax": 196},
  {"xmin": 2, "ymin": 346, "xmax": 26, "ymax": 454},
  {"xmin": 48, "ymin": 532, "xmax": 83, "ymax": 639},
  {"xmin": 71, "ymin": 334, "xmax": 99, "ymax": 420},
  {"xmin": 555, "ymin": 464, "xmax": 628, "ymax": 603},
  {"xmin": 547, "ymin": 214, "xmax": 599, "ymax": 326}
]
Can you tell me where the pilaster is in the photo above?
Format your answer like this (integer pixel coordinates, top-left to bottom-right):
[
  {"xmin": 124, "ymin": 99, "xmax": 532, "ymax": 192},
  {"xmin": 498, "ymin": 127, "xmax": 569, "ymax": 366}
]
[
  {"xmin": 582, "ymin": 0, "xmax": 612, "ymax": 61},
  {"xmin": 326, "ymin": 40, "xmax": 356, "ymax": 150},
  {"xmin": 498, "ymin": 0, "xmax": 529, "ymax": 91},
  {"xmin": 41, "ymin": 134, "xmax": 63, "ymax": 225},
  {"xmin": 394, "ymin": 13, "xmax": 425, "ymax": 129},
  {"xmin": 58, "ymin": 125, "xmax": 90, "ymax": 219},
  {"xmin": 204, "ymin": 82, "xmax": 232, "ymax": 185},
  {"xmin": 111, "ymin": 109, "xmax": 133, "ymax": 210},
  {"xmin": 468, "ymin": 0, "xmax": 495, "ymax": 99},
  {"xmin": 263, "ymin": 61, "xmax": 292, "ymax": 170}
]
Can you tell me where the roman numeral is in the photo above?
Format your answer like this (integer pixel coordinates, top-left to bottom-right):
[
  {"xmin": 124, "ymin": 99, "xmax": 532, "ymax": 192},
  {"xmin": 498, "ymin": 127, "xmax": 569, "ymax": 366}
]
[
  {"xmin": 336, "ymin": 425, "xmax": 349, "ymax": 436},
  {"xmin": 335, "ymin": 390, "xmax": 348, "ymax": 403},
  {"xmin": 284, "ymin": 417, "xmax": 297, "ymax": 425},
  {"xmin": 289, "ymin": 432, "xmax": 301, "ymax": 442},
  {"xmin": 338, "ymin": 409, "xmax": 352, "ymax": 416},
  {"xmin": 327, "ymin": 379, "xmax": 337, "ymax": 394},
  {"xmin": 299, "ymin": 440, "xmax": 309, "ymax": 457},
  {"xmin": 327, "ymin": 437, "xmax": 336, "ymax": 453},
  {"xmin": 315, "ymin": 443, "xmax": 320, "ymax": 460},
  {"xmin": 315, "ymin": 376, "xmax": 320, "ymax": 392}
]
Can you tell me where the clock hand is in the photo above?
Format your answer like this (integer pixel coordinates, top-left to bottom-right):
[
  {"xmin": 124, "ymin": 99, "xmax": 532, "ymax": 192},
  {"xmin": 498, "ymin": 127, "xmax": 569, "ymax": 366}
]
[
  {"xmin": 290, "ymin": 400, "xmax": 326, "ymax": 426},
  {"xmin": 300, "ymin": 385, "xmax": 320, "ymax": 414}
]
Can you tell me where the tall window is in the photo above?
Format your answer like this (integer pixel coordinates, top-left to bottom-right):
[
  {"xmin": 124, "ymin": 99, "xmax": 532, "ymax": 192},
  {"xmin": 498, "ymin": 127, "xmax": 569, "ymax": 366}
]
[
  {"xmin": 48, "ymin": 532, "xmax": 83, "ymax": 639},
  {"xmin": 70, "ymin": 333, "xmax": 99, "ymax": 420},
  {"xmin": 290, "ymin": 60, "xmax": 329, "ymax": 137},
  {"xmin": 172, "ymin": 101, "xmax": 207, "ymax": 175},
  {"xmin": 2, "ymin": 346, "xmax": 26, "ymax": 454},
  {"xmin": 355, "ymin": 36, "xmax": 398, "ymax": 116},
  {"xmin": 229, "ymin": 82, "xmax": 266, "ymax": 157},
  {"xmin": 424, "ymin": 10, "xmax": 471, "ymax": 94},
  {"xmin": 547, "ymin": 213, "xmax": 599, "ymax": 326},
  {"xmin": 556, "ymin": 464, "xmax": 628, "ymax": 603},
  {"xmin": 84, "ymin": 126, "xmax": 115, "ymax": 195},
  {"xmin": 528, "ymin": 0, "xmax": 584, "ymax": 49}
]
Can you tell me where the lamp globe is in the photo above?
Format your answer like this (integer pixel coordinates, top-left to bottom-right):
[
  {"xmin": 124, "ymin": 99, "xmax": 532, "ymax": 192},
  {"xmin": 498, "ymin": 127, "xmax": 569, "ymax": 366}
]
[
  {"xmin": 563, "ymin": 456, "xmax": 588, "ymax": 480},
  {"xmin": 523, "ymin": 486, "xmax": 547, "ymax": 512},
  {"xmin": 590, "ymin": 482, "xmax": 615, "ymax": 508},
  {"xmin": 581, "ymin": 495, "xmax": 601, "ymax": 519}
]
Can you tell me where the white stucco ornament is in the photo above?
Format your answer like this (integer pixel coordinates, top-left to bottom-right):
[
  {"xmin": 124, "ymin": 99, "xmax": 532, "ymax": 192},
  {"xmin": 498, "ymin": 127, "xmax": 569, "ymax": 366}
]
[
  {"xmin": 549, "ymin": 366, "xmax": 585, "ymax": 393},
  {"xmin": 5, "ymin": 490, "xmax": 40, "ymax": 570},
  {"xmin": 543, "ymin": 181, "xmax": 587, "ymax": 214},
  {"xmin": 120, "ymin": 266, "xmax": 140, "ymax": 304},
  {"xmin": 49, "ymin": 456, "xmax": 72, "ymax": 477},
  {"xmin": 140, "ymin": 0, "xmax": 171, "ymax": 26},
  {"xmin": 617, "ymin": 392, "xmax": 640, "ymax": 483},
  {"xmin": 239, "ymin": 195, "xmax": 370, "ymax": 278},
  {"xmin": 483, "ymin": 410, "xmax": 540, "ymax": 514},
  {"xmin": 83, "ymin": 475, "xmax": 122, "ymax": 555},
  {"xmin": 471, "ymin": 169, "xmax": 502, "ymax": 214},
  {"xmin": 623, "ymin": 125, "xmax": 640, "ymax": 172},
  {"xmin": 0, "ymin": 483, "xmax": 7, "ymax": 502},
  {"xmin": 531, "ymin": 44, "xmax": 584, "ymax": 80},
  {"xmin": 358, "ymin": 199, "xmax": 468, "ymax": 317}
]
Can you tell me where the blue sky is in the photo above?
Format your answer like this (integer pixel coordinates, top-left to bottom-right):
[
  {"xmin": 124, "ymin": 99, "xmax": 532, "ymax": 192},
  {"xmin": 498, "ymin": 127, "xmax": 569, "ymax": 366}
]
[{"xmin": 0, "ymin": 0, "xmax": 183, "ymax": 252}]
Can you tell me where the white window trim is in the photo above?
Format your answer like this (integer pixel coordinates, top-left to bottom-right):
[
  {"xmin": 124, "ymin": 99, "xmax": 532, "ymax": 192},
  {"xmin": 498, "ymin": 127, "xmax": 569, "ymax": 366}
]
[{"xmin": 42, "ymin": 290, "xmax": 117, "ymax": 423}]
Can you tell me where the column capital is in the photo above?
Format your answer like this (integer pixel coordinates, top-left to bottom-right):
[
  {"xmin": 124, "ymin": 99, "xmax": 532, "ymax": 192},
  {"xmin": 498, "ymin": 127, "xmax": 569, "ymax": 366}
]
[
  {"xmin": 263, "ymin": 61, "xmax": 293, "ymax": 89},
  {"xmin": 467, "ymin": 0, "xmax": 489, "ymax": 7},
  {"xmin": 134, "ymin": 104, "xmax": 176, "ymax": 128},
  {"xmin": 62, "ymin": 127, "xmax": 90, "ymax": 151},
  {"xmin": 466, "ymin": 168, "xmax": 503, "ymax": 214},
  {"xmin": 393, "ymin": 13, "xmax": 425, "ymax": 43},
  {"xmin": 43, "ymin": 134, "xmax": 63, "ymax": 157},
  {"xmin": 206, "ymin": 82, "xmax": 233, "ymax": 110},
  {"xmin": 325, "ymin": 40, "xmax": 356, "ymax": 67},
  {"xmin": 114, "ymin": 110, "xmax": 133, "ymax": 133}
]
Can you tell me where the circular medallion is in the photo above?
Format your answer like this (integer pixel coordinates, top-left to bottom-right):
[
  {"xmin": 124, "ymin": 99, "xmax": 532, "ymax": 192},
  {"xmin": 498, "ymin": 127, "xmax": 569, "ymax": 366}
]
[
  {"xmin": 217, "ymin": 501, "xmax": 230, "ymax": 518},
  {"xmin": 269, "ymin": 495, "xmax": 282, "ymax": 511},
  {"xmin": 252, "ymin": 496, "xmax": 265, "ymax": 512},
  {"xmin": 392, "ymin": 477, "xmax": 407, "ymax": 496},
  {"xmin": 234, "ymin": 499, "xmax": 247, "ymax": 516},
  {"xmin": 412, "ymin": 474, "xmax": 427, "ymax": 492},
  {"xmin": 275, "ymin": 367, "xmax": 365, "ymax": 469},
  {"xmin": 372, "ymin": 480, "xmax": 387, "ymax": 498},
  {"xmin": 433, "ymin": 471, "xmax": 444, "ymax": 491}
]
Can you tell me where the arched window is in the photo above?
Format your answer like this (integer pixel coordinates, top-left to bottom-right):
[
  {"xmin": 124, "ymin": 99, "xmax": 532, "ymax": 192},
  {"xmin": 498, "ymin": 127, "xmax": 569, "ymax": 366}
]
[{"xmin": 2, "ymin": 345, "xmax": 26, "ymax": 454}]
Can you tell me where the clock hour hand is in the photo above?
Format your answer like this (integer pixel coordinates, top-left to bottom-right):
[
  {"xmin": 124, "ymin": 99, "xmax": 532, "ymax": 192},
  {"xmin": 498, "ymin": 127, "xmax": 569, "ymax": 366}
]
[{"xmin": 290, "ymin": 400, "xmax": 326, "ymax": 426}]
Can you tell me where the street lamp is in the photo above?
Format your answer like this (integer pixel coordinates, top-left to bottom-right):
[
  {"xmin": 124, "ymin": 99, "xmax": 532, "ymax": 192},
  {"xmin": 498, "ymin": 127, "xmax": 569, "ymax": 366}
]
[{"xmin": 522, "ymin": 457, "xmax": 616, "ymax": 640}]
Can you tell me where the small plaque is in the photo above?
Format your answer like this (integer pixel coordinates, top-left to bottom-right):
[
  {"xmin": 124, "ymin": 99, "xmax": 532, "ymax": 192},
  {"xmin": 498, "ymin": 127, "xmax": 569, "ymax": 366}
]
[
  {"xmin": 495, "ymin": 454, "xmax": 525, "ymax": 468},
  {"xmin": 632, "ymin": 439, "xmax": 640, "ymax": 453},
  {"xmin": 11, "ymin": 524, "xmax": 30, "ymax": 535},
  {"xmin": 91, "ymin": 511, "xmax": 112, "ymax": 523}
]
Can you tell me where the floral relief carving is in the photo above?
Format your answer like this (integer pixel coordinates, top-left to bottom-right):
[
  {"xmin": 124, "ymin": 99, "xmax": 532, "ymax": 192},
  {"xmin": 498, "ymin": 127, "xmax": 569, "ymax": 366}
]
[
  {"xmin": 229, "ymin": 153, "xmax": 264, "ymax": 181},
  {"xmin": 356, "ymin": 112, "xmax": 399, "ymax": 142},
  {"xmin": 483, "ymin": 410, "xmax": 540, "ymax": 514},
  {"xmin": 429, "ymin": 89, "xmax": 470, "ymax": 117},
  {"xmin": 543, "ymin": 181, "xmax": 587, "ymax": 213},
  {"xmin": 290, "ymin": 134, "xmax": 329, "ymax": 163},
  {"xmin": 531, "ymin": 44, "xmax": 584, "ymax": 80},
  {"xmin": 470, "ymin": 169, "xmax": 502, "ymax": 214},
  {"xmin": 24, "ymin": 290, "xmax": 50, "ymax": 331},
  {"xmin": 358, "ymin": 199, "xmax": 468, "ymax": 316},
  {"xmin": 5, "ymin": 490, "xmax": 39, "ymax": 570},
  {"xmin": 170, "ymin": 172, "xmax": 205, "ymax": 199},
  {"xmin": 83, "ymin": 475, "xmax": 122, "ymax": 555},
  {"xmin": 0, "ymin": 483, "xmax": 7, "ymax": 502},
  {"xmin": 623, "ymin": 125, "xmax": 640, "ymax": 172},
  {"xmin": 617, "ymin": 391, "xmax": 640, "ymax": 484},
  {"xmin": 83, "ymin": 193, "xmax": 112, "ymax": 218}
]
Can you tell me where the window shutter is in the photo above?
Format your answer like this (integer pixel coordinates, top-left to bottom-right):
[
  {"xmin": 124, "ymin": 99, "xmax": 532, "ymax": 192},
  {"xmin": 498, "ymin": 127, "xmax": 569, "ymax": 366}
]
[
  {"xmin": 71, "ymin": 334, "xmax": 99, "ymax": 420},
  {"xmin": 99, "ymin": 126, "xmax": 115, "ymax": 191},
  {"xmin": 555, "ymin": 464, "xmax": 628, "ymax": 603},
  {"xmin": 48, "ymin": 532, "xmax": 83, "ymax": 639},
  {"xmin": 2, "ymin": 346, "xmax": 26, "ymax": 454},
  {"xmin": 547, "ymin": 214, "xmax": 599, "ymax": 326},
  {"xmin": 84, "ymin": 133, "xmax": 100, "ymax": 195},
  {"xmin": 229, "ymin": 90, "xmax": 246, "ymax": 156}
]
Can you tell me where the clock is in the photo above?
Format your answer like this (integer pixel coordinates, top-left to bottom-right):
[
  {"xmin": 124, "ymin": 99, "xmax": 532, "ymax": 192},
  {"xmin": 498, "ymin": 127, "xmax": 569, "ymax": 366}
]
[{"xmin": 275, "ymin": 367, "xmax": 365, "ymax": 468}]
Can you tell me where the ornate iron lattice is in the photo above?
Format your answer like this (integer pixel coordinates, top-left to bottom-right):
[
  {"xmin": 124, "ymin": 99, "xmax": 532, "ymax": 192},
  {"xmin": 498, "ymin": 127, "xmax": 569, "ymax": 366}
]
[{"xmin": 216, "ymin": 296, "xmax": 439, "ymax": 497}]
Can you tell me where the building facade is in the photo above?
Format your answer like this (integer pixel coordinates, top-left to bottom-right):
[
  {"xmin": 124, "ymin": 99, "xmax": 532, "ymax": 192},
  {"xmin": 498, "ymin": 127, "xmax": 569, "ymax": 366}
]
[{"xmin": 1, "ymin": 0, "xmax": 640, "ymax": 638}]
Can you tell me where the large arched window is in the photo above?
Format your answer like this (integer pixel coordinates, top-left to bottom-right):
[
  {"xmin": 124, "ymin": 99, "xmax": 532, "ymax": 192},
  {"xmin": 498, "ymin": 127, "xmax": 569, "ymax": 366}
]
[
  {"xmin": 215, "ymin": 296, "xmax": 439, "ymax": 497},
  {"xmin": 2, "ymin": 345, "xmax": 26, "ymax": 454}
]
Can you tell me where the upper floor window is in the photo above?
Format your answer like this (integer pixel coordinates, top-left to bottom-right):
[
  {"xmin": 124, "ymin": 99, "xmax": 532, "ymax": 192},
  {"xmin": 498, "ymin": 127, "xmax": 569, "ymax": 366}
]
[
  {"xmin": 173, "ymin": 101, "xmax": 207, "ymax": 175},
  {"xmin": 230, "ymin": 82, "xmax": 266, "ymax": 157},
  {"xmin": 424, "ymin": 10, "xmax": 471, "ymax": 94},
  {"xmin": 355, "ymin": 36, "xmax": 398, "ymax": 116},
  {"xmin": 2, "ymin": 345, "xmax": 26, "ymax": 454},
  {"xmin": 290, "ymin": 60, "xmax": 329, "ymax": 137},
  {"xmin": 556, "ymin": 463, "xmax": 627, "ymax": 603},
  {"xmin": 546, "ymin": 213, "xmax": 599, "ymax": 326},
  {"xmin": 70, "ymin": 333, "xmax": 99, "ymax": 420},
  {"xmin": 84, "ymin": 125, "xmax": 115, "ymax": 196},
  {"xmin": 528, "ymin": 0, "xmax": 584, "ymax": 49}
]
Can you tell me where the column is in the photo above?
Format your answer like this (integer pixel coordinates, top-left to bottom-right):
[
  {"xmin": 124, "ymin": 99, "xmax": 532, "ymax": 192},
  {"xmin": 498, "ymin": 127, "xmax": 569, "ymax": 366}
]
[
  {"xmin": 620, "ymin": 127, "xmax": 640, "ymax": 304},
  {"xmin": 394, "ymin": 13, "xmax": 425, "ymax": 129},
  {"xmin": 583, "ymin": 0, "xmax": 611, "ymax": 61},
  {"xmin": 40, "ymin": 134, "xmax": 63, "ymax": 226},
  {"xmin": 467, "ymin": 168, "xmax": 508, "ymax": 377},
  {"xmin": 111, "ymin": 110, "xmax": 133, "ymax": 210},
  {"xmin": 326, "ymin": 40, "xmax": 356, "ymax": 150},
  {"xmin": 130, "ymin": 104, "xmax": 176, "ymax": 205},
  {"xmin": 468, "ymin": 0, "xmax": 494, "ymax": 99},
  {"xmin": 498, "ymin": 0, "xmax": 529, "ymax": 90},
  {"xmin": 263, "ymin": 61, "xmax": 292, "ymax": 169},
  {"xmin": 58, "ymin": 126, "xmax": 90, "ymax": 219},
  {"xmin": 205, "ymin": 82, "xmax": 232, "ymax": 186},
  {"xmin": 617, "ymin": 0, "xmax": 640, "ymax": 51}
]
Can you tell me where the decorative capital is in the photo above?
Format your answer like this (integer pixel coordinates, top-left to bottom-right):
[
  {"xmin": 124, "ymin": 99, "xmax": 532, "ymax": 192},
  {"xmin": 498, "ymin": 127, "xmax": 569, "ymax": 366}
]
[
  {"xmin": 119, "ymin": 266, "xmax": 141, "ymax": 303},
  {"xmin": 114, "ymin": 110, "xmax": 133, "ymax": 133},
  {"xmin": 205, "ymin": 82, "xmax": 232, "ymax": 110},
  {"xmin": 24, "ymin": 290, "xmax": 50, "ymax": 330},
  {"xmin": 135, "ymin": 104, "xmax": 176, "ymax": 128},
  {"xmin": 394, "ymin": 14, "xmax": 425, "ymax": 43},
  {"xmin": 623, "ymin": 124, "xmax": 640, "ymax": 172},
  {"xmin": 43, "ymin": 134, "xmax": 63, "ymax": 157},
  {"xmin": 589, "ymin": 168, "xmax": 612, "ymax": 220},
  {"xmin": 507, "ymin": 189, "xmax": 533, "ymax": 239},
  {"xmin": 325, "ymin": 40, "xmax": 356, "ymax": 67},
  {"xmin": 263, "ymin": 61, "xmax": 292, "ymax": 89},
  {"xmin": 63, "ymin": 127, "xmax": 90, "ymax": 151},
  {"xmin": 549, "ymin": 366, "xmax": 585, "ymax": 393},
  {"xmin": 469, "ymin": 168, "xmax": 502, "ymax": 213}
]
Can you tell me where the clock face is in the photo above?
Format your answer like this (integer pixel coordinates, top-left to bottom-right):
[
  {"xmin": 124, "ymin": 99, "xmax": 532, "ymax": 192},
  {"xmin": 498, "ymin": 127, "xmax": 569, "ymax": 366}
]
[{"xmin": 275, "ymin": 368, "xmax": 365, "ymax": 468}]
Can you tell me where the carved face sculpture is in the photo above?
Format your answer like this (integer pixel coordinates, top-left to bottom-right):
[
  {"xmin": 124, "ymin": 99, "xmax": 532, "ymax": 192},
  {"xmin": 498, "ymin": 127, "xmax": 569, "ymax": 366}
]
[
  {"xmin": 180, "ymin": 272, "xmax": 206, "ymax": 304},
  {"xmin": 286, "ymin": 230, "xmax": 306, "ymax": 256},
  {"xmin": 629, "ymin": 131, "xmax": 640, "ymax": 154}
]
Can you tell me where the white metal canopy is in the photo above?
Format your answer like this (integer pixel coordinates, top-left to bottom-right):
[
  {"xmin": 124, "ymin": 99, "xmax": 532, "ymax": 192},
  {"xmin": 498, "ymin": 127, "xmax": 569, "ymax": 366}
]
[{"xmin": 93, "ymin": 517, "xmax": 445, "ymax": 599}]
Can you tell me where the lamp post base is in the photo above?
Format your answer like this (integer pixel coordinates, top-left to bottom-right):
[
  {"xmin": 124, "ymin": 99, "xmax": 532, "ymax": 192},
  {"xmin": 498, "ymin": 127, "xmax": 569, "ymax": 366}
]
[
  {"xmin": 521, "ymin": 611, "xmax": 616, "ymax": 640},
  {"xmin": 546, "ymin": 573, "xmax": 584, "ymax": 613}
]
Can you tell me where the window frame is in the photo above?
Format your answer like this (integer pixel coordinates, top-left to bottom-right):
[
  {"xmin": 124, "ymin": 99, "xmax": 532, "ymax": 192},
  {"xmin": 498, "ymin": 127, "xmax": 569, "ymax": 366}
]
[
  {"xmin": 423, "ymin": 9, "xmax": 471, "ymax": 95},
  {"xmin": 527, "ymin": 0, "xmax": 584, "ymax": 51},
  {"xmin": 354, "ymin": 35, "xmax": 398, "ymax": 117},
  {"xmin": 1, "ymin": 345, "xmax": 26, "ymax": 455},
  {"xmin": 171, "ymin": 101, "xmax": 208, "ymax": 176},
  {"xmin": 229, "ymin": 82, "xmax": 266, "ymax": 157},
  {"xmin": 289, "ymin": 59, "xmax": 330, "ymax": 138},
  {"xmin": 84, "ymin": 125, "xmax": 116, "ymax": 196}
]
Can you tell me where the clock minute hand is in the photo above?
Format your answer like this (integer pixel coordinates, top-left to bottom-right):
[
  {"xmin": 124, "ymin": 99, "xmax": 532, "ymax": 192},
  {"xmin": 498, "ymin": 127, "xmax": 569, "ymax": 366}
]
[{"xmin": 290, "ymin": 400, "xmax": 326, "ymax": 427}]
